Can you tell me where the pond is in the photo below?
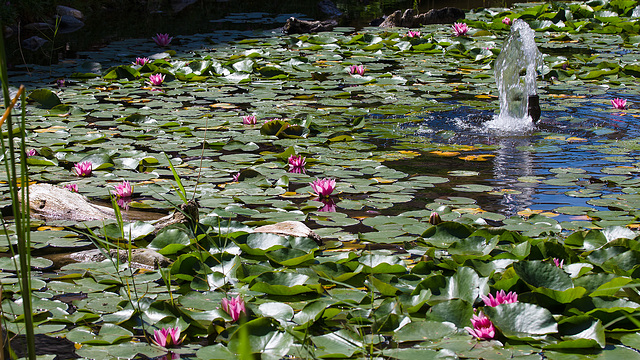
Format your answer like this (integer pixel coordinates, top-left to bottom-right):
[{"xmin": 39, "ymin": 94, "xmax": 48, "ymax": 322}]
[{"xmin": 3, "ymin": 0, "xmax": 640, "ymax": 359}]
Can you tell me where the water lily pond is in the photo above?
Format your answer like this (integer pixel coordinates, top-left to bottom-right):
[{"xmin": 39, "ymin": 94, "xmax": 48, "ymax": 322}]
[{"xmin": 5, "ymin": 0, "xmax": 640, "ymax": 359}]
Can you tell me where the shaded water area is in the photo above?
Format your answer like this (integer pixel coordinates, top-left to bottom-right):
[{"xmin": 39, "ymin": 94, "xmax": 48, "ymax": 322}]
[{"xmin": 5, "ymin": 0, "xmax": 523, "ymax": 66}]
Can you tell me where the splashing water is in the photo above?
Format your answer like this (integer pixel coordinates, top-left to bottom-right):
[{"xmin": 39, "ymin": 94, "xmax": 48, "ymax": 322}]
[{"xmin": 487, "ymin": 19, "xmax": 543, "ymax": 131}]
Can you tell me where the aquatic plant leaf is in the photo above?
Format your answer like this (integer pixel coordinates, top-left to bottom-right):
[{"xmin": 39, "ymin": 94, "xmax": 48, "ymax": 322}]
[
  {"xmin": 28, "ymin": 89, "xmax": 61, "ymax": 109},
  {"xmin": 393, "ymin": 320, "xmax": 457, "ymax": 342},
  {"xmin": 227, "ymin": 317, "xmax": 293, "ymax": 356},
  {"xmin": 148, "ymin": 226, "xmax": 192, "ymax": 254},
  {"xmin": 484, "ymin": 303, "xmax": 557, "ymax": 338},
  {"xmin": 514, "ymin": 260, "xmax": 574, "ymax": 291}
]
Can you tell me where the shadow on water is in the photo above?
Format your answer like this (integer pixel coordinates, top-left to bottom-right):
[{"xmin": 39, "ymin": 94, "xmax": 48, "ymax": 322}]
[{"xmin": 5, "ymin": 0, "xmax": 530, "ymax": 67}]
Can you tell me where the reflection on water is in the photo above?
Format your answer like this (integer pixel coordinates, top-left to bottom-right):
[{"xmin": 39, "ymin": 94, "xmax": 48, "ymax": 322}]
[{"xmin": 491, "ymin": 137, "xmax": 536, "ymax": 216}]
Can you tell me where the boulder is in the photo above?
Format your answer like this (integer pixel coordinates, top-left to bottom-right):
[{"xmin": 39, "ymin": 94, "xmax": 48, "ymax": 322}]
[
  {"xmin": 254, "ymin": 221, "xmax": 322, "ymax": 244},
  {"xmin": 56, "ymin": 5, "xmax": 84, "ymax": 20},
  {"xmin": 283, "ymin": 17, "xmax": 337, "ymax": 34},
  {"xmin": 379, "ymin": 7, "xmax": 465, "ymax": 28},
  {"xmin": 68, "ymin": 248, "xmax": 172, "ymax": 269},
  {"xmin": 57, "ymin": 15, "xmax": 85, "ymax": 34},
  {"xmin": 21, "ymin": 36, "xmax": 49, "ymax": 51},
  {"xmin": 318, "ymin": 0, "xmax": 342, "ymax": 18}
]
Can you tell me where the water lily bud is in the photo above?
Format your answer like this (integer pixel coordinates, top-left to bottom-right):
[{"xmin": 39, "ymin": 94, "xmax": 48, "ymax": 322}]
[{"xmin": 429, "ymin": 212, "xmax": 442, "ymax": 225}]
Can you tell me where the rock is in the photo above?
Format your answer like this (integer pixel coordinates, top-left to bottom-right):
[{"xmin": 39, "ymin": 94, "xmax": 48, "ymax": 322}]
[
  {"xmin": 318, "ymin": 0, "xmax": 342, "ymax": 18},
  {"xmin": 3, "ymin": 26, "xmax": 14, "ymax": 38},
  {"xmin": 29, "ymin": 183, "xmax": 116, "ymax": 221},
  {"xmin": 21, "ymin": 36, "xmax": 49, "ymax": 52},
  {"xmin": 57, "ymin": 15, "xmax": 85, "ymax": 34},
  {"xmin": 171, "ymin": 0, "xmax": 198, "ymax": 13},
  {"xmin": 283, "ymin": 17, "xmax": 337, "ymax": 34},
  {"xmin": 28, "ymin": 183, "xmax": 197, "ymax": 234},
  {"xmin": 379, "ymin": 7, "xmax": 465, "ymax": 28},
  {"xmin": 254, "ymin": 221, "xmax": 322, "ymax": 244},
  {"xmin": 56, "ymin": 5, "xmax": 84, "ymax": 20},
  {"xmin": 24, "ymin": 22, "xmax": 53, "ymax": 32},
  {"xmin": 68, "ymin": 248, "xmax": 172, "ymax": 269}
]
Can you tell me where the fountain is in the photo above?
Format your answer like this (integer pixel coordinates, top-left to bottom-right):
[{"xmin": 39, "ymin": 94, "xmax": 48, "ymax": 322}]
[{"xmin": 489, "ymin": 19, "xmax": 543, "ymax": 130}]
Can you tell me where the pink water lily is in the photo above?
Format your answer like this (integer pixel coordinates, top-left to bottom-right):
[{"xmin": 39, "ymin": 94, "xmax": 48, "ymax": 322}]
[
  {"xmin": 134, "ymin": 57, "xmax": 150, "ymax": 66},
  {"xmin": 502, "ymin": 17, "xmax": 511, "ymax": 26},
  {"xmin": 407, "ymin": 30, "xmax": 421, "ymax": 38},
  {"xmin": 465, "ymin": 312, "xmax": 496, "ymax": 340},
  {"xmin": 26, "ymin": 149, "xmax": 38, "ymax": 157},
  {"xmin": 73, "ymin": 161, "xmax": 92, "ymax": 177},
  {"xmin": 310, "ymin": 178, "xmax": 336, "ymax": 198},
  {"xmin": 232, "ymin": 172, "xmax": 241, "ymax": 182},
  {"xmin": 148, "ymin": 73, "xmax": 165, "ymax": 86},
  {"xmin": 112, "ymin": 181, "xmax": 133, "ymax": 198},
  {"xmin": 152, "ymin": 33, "xmax": 173, "ymax": 47},
  {"xmin": 452, "ymin": 22, "xmax": 469, "ymax": 36},
  {"xmin": 553, "ymin": 258, "xmax": 564, "ymax": 268},
  {"xmin": 221, "ymin": 295, "xmax": 246, "ymax": 322},
  {"xmin": 242, "ymin": 115, "xmax": 257, "ymax": 125},
  {"xmin": 56, "ymin": 78, "xmax": 65, "ymax": 87},
  {"xmin": 288, "ymin": 154, "xmax": 306, "ymax": 174},
  {"xmin": 348, "ymin": 65, "xmax": 365, "ymax": 76},
  {"xmin": 481, "ymin": 290, "xmax": 518, "ymax": 307},
  {"xmin": 64, "ymin": 183, "xmax": 78, "ymax": 193},
  {"xmin": 152, "ymin": 327, "xmax": 183, "ymax": 348},
  {"xmin": 611, "ymin": 98, "xmax": 627, "ymax": 110}
]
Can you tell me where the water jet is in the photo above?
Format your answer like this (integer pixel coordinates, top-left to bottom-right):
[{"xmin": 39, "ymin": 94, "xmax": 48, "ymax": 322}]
[{"xmin": 489, "ymin": 19, "xmax": 543, "ymax": 129}]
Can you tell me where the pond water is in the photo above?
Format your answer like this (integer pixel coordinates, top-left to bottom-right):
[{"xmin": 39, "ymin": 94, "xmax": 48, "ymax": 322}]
[{"xmin": 4, "ymin": 1, "xmax": 640, "ymax": 359}]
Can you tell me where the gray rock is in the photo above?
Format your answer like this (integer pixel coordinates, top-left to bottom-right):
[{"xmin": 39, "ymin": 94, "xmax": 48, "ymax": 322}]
[
  {"xmin": 282, "ymin": 17, "xmax": 337, "ymax": 34},
  {"xmin": 171, "ymin": 0, "xmax": 198, "ymax": 13},
  {"xmin": 4, "ymin": 26, "xmax": 14, "ymax": 38},
  {"xmin": 69, "ymin": 248, "xmax": 172, "ymax": 269},
  {"xmin": 254, "ymin": 221, "xmax": 322, "ymax": 244},
  {"xmin": 56, "ymin": 5, "xmax": 84, "ymax": 20},
  {"xmin": 379, "ymin": 7, "xmax": 465, "ymax": 28},
  {"xmin": 58, "ymin": 15, "xmax": 85, "ymax": 34},
  {"xmin": 21, "ymin": 36, "xmax": 49, "ymax": 51},
  {"xmin": 318, "ymin": 0, "xmax": 342, "ymax": 18},
  {"xmin": 24, "ymin": 22, "xmax": 53, "ymax": 32}
]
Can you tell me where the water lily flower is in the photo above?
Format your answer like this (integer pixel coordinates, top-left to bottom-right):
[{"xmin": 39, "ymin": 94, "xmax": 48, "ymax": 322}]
[
  {"xmin": 152, "ymin": 327, "xmax": 183, "ymax": 348},
  {"xmin": 502, "ymin": 17, "xmax": 511, "ymax": 26},
  {"xmin": 611, "ymin": 98, "xmax": 627, "ymax": 110},
  {"xmin": 348, "ymin": 65, "xmax": 365, "ymax": 76},
  {"xmin": 232, "ymin": 172, "xmax": 241, "ymax": 182},
  {"xmin": 113, "ymin": 181, "xmax": 133, "ymax": 198},
  {"xmin": 73, "ymin": 161, "xmax": 92, "ymax": 177},
  {"xmin": 465, "ymin": 312, "xmax": 496, "ymax": 340},
  {"xmin": 152, "ymin": 33, "xmax": 173, "ymax": 47},
  {"xmin": 242, "ymin": 115, "xmax": 257, "ymax": 125},
  {"xmin": 134, "ymin": 57, "xmax": 150, "ymax": 66},
  {"xmin": 56, "ymin": 78, "xmax": 65, "ymax": 87},
  {"xmin": 452, "ymin": 22, "xmax": 469, "ymax": 36},
  {"xmin": 26, "ymin": 149, "xmax": 38, "ymax": 157},
  {"xmin": 553, "ymin": 258, "xmax": 564, "ymax": 268},
  {"xmin": 64, "ymin": 183, "xmax": 78, "ymax": 193},
  {"xmin": 310, "ymin": 178, "xmax": 336, "ymax": 198},
  {"xmin": 481, "ymin": 290, "xmax": 518, "ymax": 307},
  {"xmin": 288, "ymin": 154, "xmax": 306, "ymax": 174},
  {"xmin": 407, "ymin": 30, "xmax": 421, "ymax": 38},
  {"xmin": 148, "ymin": 73, "xmax": 165, "ymax": 86},
  {"xmin": 221, "ymin": 295, "xmax": 246, "ymax": 322}
]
